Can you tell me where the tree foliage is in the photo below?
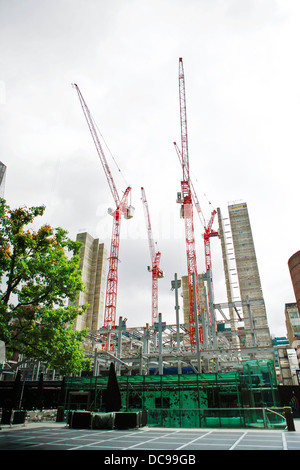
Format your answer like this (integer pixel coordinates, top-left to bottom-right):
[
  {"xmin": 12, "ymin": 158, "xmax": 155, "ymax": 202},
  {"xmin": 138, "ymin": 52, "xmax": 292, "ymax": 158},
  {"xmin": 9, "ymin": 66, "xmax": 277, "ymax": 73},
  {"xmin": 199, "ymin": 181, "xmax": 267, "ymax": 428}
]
[{"xmin": 0, "ymin": 198, "xmax": 91, "ymax": 375}]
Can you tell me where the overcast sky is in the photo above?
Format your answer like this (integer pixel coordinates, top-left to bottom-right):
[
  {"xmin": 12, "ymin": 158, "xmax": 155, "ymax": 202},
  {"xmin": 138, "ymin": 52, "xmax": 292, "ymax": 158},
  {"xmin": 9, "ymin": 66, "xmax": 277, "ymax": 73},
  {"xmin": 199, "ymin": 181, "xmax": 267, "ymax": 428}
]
[{"xmin": 1, "ymin": 0, "xmax": 300, "ymax": 337}]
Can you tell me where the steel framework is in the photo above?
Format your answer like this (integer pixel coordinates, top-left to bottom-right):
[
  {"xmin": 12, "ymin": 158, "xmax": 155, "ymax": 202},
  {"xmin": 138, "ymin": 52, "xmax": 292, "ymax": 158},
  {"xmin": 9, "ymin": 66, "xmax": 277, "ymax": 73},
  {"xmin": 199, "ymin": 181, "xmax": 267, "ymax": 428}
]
[{"xmin": 85, "ymin": 304, "xmax": 275, "ymax": 376}]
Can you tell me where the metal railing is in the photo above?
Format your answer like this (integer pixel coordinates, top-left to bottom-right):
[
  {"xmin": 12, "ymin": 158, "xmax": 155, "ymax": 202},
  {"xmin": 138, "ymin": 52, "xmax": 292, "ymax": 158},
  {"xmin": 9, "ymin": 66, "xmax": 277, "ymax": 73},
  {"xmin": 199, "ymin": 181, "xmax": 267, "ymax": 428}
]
[{"xmin": 147, "ymin": 407, "xmax": 288, "ymax": 430}]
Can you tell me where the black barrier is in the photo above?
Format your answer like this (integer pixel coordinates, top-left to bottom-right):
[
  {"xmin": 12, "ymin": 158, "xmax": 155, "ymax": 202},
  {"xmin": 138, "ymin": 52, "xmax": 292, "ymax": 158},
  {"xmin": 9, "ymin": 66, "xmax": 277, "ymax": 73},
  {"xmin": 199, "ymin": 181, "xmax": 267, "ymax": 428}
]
[
  {"xmin": 69, "ymin": 411, "xmax": 92, "ymax": 429},
  {"xmin": 114, "ymin": 412, "xmax": 139, "ymax": 429},
  {"xmin": 1, "ymin": 409, "xmax": 26, "ymax": 425},
  {"xmin": 284, "ymin": 406, "xmax": 295, "ymax": 431},
  {"xmin": 67, "ymin": 410, "xmax": 147, "ymax": 430}
]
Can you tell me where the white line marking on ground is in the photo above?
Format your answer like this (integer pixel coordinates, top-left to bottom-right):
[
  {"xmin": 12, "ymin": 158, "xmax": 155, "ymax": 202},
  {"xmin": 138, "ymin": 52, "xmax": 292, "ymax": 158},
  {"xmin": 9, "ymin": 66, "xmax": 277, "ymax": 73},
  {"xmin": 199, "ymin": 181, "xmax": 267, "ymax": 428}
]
[
  {"xmin": 124, "ymin": 430, "xmax": 181, "ymax": 450},
  {"xmin": 229, "ymin": 432, "xmax": 247, "ymax": 450},
  {"xmin": 282, "ymin": 432, "xmax": 287, "ymax": 450},
  {"xmin": 176, "ymin": 431, "xmax": 213, "ymax": 450}
]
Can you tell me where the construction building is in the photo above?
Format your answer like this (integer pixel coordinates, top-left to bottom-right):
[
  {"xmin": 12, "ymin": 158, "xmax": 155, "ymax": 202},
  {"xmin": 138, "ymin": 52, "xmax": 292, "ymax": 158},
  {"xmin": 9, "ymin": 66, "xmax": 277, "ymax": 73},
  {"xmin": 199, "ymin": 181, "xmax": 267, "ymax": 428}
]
[
  {"xmin": 217, "ymin": 202, "xmax": 273, "ymax": 356},
  {"xmin": 172, "ymin": 200, "xmax": 274, "ymax": 374},
  {"xmin": 71, "ymin": 62, "xmax": 274, "ymax": 375},
  {"xmin": 71, "ymin": 232, "xmax": 107, "ymax": 331},
  {"xmin": 1, "ymin": 59, "xmax": 297, "ymax": 430},
  {"xmin": 88, "ymin": 199, "xmax": 275, "ymax": 376}
]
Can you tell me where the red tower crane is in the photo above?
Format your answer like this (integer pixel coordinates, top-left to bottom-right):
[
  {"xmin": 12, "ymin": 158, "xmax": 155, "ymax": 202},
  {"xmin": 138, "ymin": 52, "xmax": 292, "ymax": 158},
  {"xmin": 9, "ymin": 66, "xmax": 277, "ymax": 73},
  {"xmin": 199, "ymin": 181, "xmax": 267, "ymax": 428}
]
[
  {"xmin": 174, "ymin": 142, "xmax": 218, "ymax": 305},
  {"xmin": 72, "ymin": 84, "xmax": 134, "ymax": 348},
  {"xmin": 141, "ymin": 187, "xmax": 164, "ymax": 325},
  {"xmin": 176, "ymin": 58, "xmax": 201, "ymax": 349}
]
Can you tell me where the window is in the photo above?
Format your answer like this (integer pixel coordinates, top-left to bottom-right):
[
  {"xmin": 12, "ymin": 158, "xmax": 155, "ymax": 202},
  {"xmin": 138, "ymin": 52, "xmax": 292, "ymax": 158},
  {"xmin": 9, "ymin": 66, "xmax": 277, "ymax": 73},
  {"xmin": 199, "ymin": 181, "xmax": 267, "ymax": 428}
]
[{"xmin": 289, "ymin": 311, "xmax": 299, "ymax": 319}]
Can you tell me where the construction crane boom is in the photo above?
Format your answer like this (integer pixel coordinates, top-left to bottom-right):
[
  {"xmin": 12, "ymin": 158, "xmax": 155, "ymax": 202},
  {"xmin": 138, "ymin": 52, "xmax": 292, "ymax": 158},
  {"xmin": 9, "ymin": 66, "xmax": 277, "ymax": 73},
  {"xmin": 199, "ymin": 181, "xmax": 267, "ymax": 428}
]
[
  {"xmin": 176, "ymin": 58, "xmax": 201, "ymax": 349},
  {"xmin": 179, "ymin": 63, "xmax": 189, "ymax": 182},
  {"xmin": 174, "ymin": 141, "xmax": 218, "ymax": 274},
  {"xmin": 141, "ymin": 187, "xmax": 163, "ymax": 325},
  {"xmin": 72, "ymin": 84, "xmax": 134, "ymax": 346},
  {"xmin": 72, "ymin": 84, "xmax": 120, "ymax": 208},
  {"xmin": 174, "ymin": 142, "xmax": 206, "ymax": 227}
]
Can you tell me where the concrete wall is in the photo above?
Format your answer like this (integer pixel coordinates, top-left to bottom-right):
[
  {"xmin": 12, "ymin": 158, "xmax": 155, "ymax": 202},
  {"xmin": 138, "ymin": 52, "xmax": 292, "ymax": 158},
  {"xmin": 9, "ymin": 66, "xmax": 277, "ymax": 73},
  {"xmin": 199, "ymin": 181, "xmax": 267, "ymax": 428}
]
[
  {"xmin": 228, "ymin": 203, "xmax": 272, "ymax": 349},
  {"xmin": 72, "ymin": 232, "xmax": 107, "ymax": 331}
]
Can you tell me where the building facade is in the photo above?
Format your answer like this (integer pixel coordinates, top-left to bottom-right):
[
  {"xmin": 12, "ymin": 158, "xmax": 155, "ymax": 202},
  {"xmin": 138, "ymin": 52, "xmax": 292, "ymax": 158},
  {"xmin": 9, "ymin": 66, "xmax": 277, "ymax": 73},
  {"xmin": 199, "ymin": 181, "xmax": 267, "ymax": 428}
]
[
  {"xmin": 288, "ymin": 251, "xmax": 300, "ymax": 316},
  {"xmin": 228, "ymin": 202, "xmax": 272, "ymax": 348},
  {"xmin": 72, "ymin": 232, "xmax": 107, "ymax": 331},
  {"xmin": 285, "ymin": 302, "xmax": 300, "ymax": 346},
  {"xmin": 277, "ymin": 346, "xmax": 299, "ymax": 385},
  {"xmin": 217, "ymin": 202, "xmax": 272, "ymax": 355}
]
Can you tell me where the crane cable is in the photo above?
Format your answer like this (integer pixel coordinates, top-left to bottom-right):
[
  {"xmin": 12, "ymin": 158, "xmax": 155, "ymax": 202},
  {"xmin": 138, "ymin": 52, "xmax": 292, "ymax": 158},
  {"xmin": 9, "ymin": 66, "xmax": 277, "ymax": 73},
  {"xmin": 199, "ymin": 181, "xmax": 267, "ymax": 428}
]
[{"xmin": 92, "ymin": 115, "xmax": 130, "ymax": 192}]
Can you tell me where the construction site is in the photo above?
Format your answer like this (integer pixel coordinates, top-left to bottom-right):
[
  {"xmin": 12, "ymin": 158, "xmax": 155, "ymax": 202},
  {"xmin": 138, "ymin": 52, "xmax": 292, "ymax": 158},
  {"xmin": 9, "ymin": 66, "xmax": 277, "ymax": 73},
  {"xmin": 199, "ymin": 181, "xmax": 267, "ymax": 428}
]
[
  {"xmin": 1, "ymin": 59, "xmax": 287, "ymax": 430},
  {"xmin": 68, "ymin": 60, "xmax": 274, "ymax": 377}
]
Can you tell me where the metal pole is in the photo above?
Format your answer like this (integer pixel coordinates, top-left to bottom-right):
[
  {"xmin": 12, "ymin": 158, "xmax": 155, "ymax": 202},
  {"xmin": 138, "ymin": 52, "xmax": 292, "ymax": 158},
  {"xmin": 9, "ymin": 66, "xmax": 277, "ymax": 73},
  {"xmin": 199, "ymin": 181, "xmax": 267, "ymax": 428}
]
[
  {"xmin": 116, "ymin": 317, "xmax": 123, "ymax": 375},
  {"xmin": 171, "ymin": 273, "xmax": 182, "ymax": 374},
  {"xmin": 206, "ymin": 267, "xmax": 218, "ymax": 348},
  {"xmin": 203, "ymin": 285, "xmax": 211, "ymax": 348},
  {"xmin": 93, "ymin": 351, "xmax": 98, "ymax": 376},
  {"xmin": 143, "ymin": 323, "xmax": 150, "ymax": 355},
  {"xmin": 158, "ymin": 313, "xmax": 163, "ymax": 375},
  {"xmin": 107, "ymin": 328, "xmax": 111, "ymax": 352},
  {"xmin": 154, "ymin": 313, "xmax": 166, "ymax": 376},
  {"xmin": 192, "ymin": 272, "xmax": 201, "ymax": 373},
  {"xmin": 173, "ymin": 274, "xmax": 181, "ymax": 350}
]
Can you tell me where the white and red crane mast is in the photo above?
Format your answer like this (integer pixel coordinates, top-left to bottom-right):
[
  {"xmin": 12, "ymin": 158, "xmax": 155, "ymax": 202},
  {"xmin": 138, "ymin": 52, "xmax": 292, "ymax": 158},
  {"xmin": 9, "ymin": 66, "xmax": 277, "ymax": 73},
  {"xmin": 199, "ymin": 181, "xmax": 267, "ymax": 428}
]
[
  {"xmin": 176, "ymin": 58, "xmax": 201, "ymax": 349},
  {"xmin": 72, "ymin": 84, "xmax": 134, "ymax": 348},
  {"xmin": 175, "ymin": 141, "xmax": 218, "ymax": 300},
  {"xmin": 203, "ymin": 210, "xmax": 218, "ymax": 285},
  {"xmin": 141, "ymin": 187, "xmax": 164, "ymax": 325}
]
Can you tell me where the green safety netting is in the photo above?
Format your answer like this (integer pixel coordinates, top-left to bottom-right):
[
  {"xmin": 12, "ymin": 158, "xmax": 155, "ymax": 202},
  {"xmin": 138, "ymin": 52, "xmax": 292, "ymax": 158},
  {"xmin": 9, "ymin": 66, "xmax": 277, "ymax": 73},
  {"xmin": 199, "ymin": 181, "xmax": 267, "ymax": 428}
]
[{"xmin": 62, "ymin": 359, "xmax": 283, "ymax": 429}]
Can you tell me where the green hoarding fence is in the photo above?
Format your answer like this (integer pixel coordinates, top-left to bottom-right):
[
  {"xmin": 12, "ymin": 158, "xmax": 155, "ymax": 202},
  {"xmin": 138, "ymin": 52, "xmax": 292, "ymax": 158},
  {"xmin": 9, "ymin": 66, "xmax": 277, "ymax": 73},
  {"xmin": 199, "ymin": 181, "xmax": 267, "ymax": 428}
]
[
  {"xmin": 146, "ymin": 407, "xmax": 287, "ymax": 429},
  {"xmin": 62, "ymin": 360, "xmax": 284, "ymax": 428}
]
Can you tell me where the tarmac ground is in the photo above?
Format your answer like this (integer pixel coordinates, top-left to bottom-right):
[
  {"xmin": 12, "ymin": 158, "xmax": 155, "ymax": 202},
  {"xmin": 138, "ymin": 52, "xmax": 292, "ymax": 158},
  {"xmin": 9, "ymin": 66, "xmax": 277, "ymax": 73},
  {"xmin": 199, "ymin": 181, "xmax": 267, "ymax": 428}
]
[{"xmin": 0, "ymin": 420, "xmax": 300, "ymax": 452}]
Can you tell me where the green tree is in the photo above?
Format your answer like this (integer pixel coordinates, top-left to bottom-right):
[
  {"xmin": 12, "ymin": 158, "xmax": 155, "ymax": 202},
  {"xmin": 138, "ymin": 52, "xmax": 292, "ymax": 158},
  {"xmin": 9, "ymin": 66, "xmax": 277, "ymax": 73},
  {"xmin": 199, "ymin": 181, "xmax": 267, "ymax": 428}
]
[{"xmin": 0, "ymin": 198, "xmax": 90, "ymax": 375}]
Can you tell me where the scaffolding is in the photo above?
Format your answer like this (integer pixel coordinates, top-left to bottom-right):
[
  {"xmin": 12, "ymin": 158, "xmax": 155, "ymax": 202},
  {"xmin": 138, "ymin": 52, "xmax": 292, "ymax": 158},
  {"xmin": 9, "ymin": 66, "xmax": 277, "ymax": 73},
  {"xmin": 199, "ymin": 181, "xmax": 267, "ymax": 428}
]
[
  {"xmin": 85, "ymin": 312, "xmax": 275, "ymax": 377},
  {"xmin": 224, "ymin": 203, "xmax": 273, "ymax": 351}
]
